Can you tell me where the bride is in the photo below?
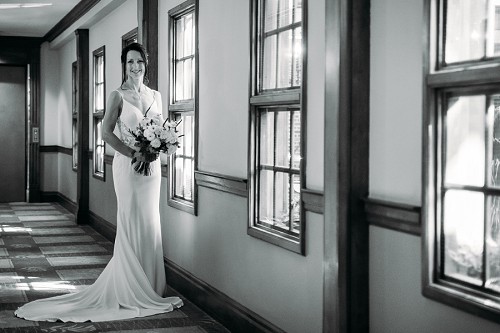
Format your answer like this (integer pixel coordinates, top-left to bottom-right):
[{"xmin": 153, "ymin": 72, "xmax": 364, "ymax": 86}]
[{"xmin": 15, "ymin": 42, "xmax": 183, "ymax": 322}]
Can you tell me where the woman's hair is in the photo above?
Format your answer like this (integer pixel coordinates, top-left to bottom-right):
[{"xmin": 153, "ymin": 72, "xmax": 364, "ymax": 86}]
[{"xmin": 120, "ymin": 42, "xmax": 149, "ymax": 84}]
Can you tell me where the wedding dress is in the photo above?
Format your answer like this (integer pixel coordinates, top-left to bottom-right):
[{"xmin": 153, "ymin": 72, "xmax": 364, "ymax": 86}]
[{"xmin": 15, "ymin": 89, "xmax": 183, "ymax": 322}]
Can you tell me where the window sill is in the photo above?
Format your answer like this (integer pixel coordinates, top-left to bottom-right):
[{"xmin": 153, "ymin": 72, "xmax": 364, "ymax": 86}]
[{"xmin": 247, "ymin": 226, "xmax": 303, "ymax": 255}]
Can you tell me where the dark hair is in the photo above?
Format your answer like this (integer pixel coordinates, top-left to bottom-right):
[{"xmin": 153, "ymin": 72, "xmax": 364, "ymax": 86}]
[{"xmin": 120, "ymin": 42, "xmax": 149, "ymax": 84}]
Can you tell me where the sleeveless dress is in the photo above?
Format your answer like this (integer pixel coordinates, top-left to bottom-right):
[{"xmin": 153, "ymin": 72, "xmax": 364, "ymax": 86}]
[{"xmin": 14, "ymin": 89, "xmax": 183, "ymax": 322}]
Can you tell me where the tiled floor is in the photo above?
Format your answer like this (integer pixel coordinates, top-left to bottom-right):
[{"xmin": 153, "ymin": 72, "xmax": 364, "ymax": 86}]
[{"xmin": 0, "ymin": 202, "xmax": 230, "ymax": 333}]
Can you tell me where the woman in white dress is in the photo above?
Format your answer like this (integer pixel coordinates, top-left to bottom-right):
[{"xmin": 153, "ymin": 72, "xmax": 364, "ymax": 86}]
[{"xmin": 15, "ymin": 43, "xmax": 183, "ymax": 322}]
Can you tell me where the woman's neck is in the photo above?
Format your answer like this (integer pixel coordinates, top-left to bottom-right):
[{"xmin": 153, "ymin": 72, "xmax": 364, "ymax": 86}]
[{"xmin": 124, "ymin": 78, "xmax": 144, "ymax": 93}]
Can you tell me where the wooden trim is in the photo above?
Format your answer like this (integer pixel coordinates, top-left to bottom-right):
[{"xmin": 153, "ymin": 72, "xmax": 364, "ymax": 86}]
[
  {"xmin": 302, "ymin": 189, "xmax": 324, "ymax": 214},
  {"xmin": 249, "ymin": 91, "xmax": 301, "ymax": 105},
  {"xmin": 122, "ymin": 27, "xmax": 138, "ymax": 49},
  {"xmin": 324, "ymin": 0, "xmax": 370, "ymax": 331},
  {"xmin": 40, "ymin": 191, "xmax": 77, "ymax": 214},
  {"xmin": 195, "ymin": 171, "xmax": 248, "ymax": 197},
  {"xmin": 44, "ymin": 0, "xmax": 100, "ymax": 42},
  {"xmin": 141, "ymin": 0, "xmax": 159, "ymax": 90},
  {"xmin": 87, "ymin": 210, "xmax": 117, "ymax": 243},
  {"xmin": 165, "ymin": 258, "xmax": 286, "ymax": 333},
  {"xmin": 40, "ymin": 145, "xmax": 72, "ymax": 156},
  {"xmin": 76, "ymin": 29, "xmax": 90, "ymax": 224},
  {"xmin": 365, "ymin": 198, "xmax": 421, "ymax": 236}
]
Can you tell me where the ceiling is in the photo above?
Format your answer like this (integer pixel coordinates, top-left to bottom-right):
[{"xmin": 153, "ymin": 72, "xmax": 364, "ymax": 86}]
[{"xmin": 0, "ymin": 0, "xmax": 81, "ymax": 38}]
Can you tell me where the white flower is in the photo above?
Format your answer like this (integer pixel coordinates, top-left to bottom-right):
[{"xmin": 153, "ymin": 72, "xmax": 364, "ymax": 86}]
[
  {"xmin": 166, "ymin": 144, "xmax": 177, "ymax": 155},
  {"xmin": 140, "ymin": 117, "xmax": 150, "ymax": 127},
  {"xmin": 151, "ymin": 138, "xmax": 161, "ymax": 148},
  {"xmin": 144, "ymin": 128, "xmax": 155, "ymax": 141}
]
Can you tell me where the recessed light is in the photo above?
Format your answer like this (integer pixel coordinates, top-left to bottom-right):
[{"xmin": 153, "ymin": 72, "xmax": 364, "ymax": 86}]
[{"xmin": 0, "ymin": 3, "xmax": 53, "ymax": 10}]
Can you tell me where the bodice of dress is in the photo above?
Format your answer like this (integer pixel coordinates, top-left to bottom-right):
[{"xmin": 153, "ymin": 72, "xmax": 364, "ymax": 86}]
[{"xmin": 115, "ymin": 90, "xmax": 160, "ymax": 149}]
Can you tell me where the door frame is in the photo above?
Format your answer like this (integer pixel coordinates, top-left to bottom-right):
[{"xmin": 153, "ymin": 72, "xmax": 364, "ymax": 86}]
[{"xmin": 0, "ymin": 37, "xmax": 42, "ymax": 203}]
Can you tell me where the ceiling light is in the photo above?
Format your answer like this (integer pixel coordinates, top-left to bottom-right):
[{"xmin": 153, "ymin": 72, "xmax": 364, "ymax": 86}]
[{"xmin": 0, "ymin": 3, "xmax": 52, "ymax": 9}]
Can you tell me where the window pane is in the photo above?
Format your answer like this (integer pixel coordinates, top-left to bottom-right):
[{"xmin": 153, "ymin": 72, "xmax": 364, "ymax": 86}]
[
  {"xmin": 293, "ymin": 27, "xmax": 302, "ymax": 86},
  {"xmin": 95, "ymin": 84, "xmax": 104, "ymax": 111},
  {"xmin": 265, "ymin": 0, "xmax": 278, "ymax": 32},
  {"xmin": 183, "ymin": 58, "xmax": 193, "ymax": 100},
  {"xmin": 291, "ymin": 110, "xmax": 301, "ymax": 169},
  {"xmin": 176, "ymin": 18, "xmax": 185, "ymax": 59},
  {"xmin": 260, "ymin": 110, "xmax": 274, "ymax": 166},
  {"xmin": 443, "ymin": 189, "xmax": 484, "ymax": 286},
  {"xmin": 94, "ymin": 118, "xmax": 104, "ymax": 174},
  {"xmin": 175, "ymin": 61, "xmax": 184, "ymax": 101},
  {"xmin": 494, "ymin": 6, "xmax": 500, "ymax": 56},
  {"xmin": 96, "ymin": 56, "xmax": 104, "ymax": 82},
  {"xmin": 490, "ymin": 95, "xmax": 500, "ymax": 187},
  {"xmin": 173, "ymin": 114, "xmax": 194, "ymax": 202},
  {"xmin": 445, "ymin": 0, "xmax": 487, "ymax": 63},
  {"xmin": 444, "ymin": 95, "xmax": 485, "ymax": 186},
  {"xmin": 275, "ymin": 111, "xmax": 290, "ymax": 168},
  {"xmin": 277, "ymin": 30, "xmax": 292, "ymax": 88},
  {"xmin": 262, "ymin": 35, "xmax": 277, "ymax": 90},
  {"xmin": 273, "ymin": 171, "xmax": 290, "ymax": 231},
  {"xmin": 487, "ymin": 195, "xmax": 500, "ymax": 292},
  {"xmin": 259, "ymin": 169, "xmax": 274, "ymax": 223},
  {"xmin": 184, "ymin": 13, "xmax": 194, "ymax": 57},
  {"xmin": 291, "ymin": 173, "xmax": 301, "ymax": 233},
  {"xmin": 279, "ymin": 0, "xmax": 293, "ymax": 28},
  {"xmin": 294, "ymin": 0, "xmax": 302, "ymax": 23}
]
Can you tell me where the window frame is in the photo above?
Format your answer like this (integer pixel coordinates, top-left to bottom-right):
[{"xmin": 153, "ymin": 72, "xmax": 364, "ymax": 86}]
[
  {"xmin": 249, "ymin": 0, "xmax": 307, "ymax": 255},
  {"xmin": 122, "ymin": 27, "xmax": 138, "ymax": 49},
  {"xmin": 167, "ymin": 0, "xmax": 199, "ymax": 215},
  {"xmin": 423, "ymin": 0, "xmax": 500, "ymax": 322},
  {"xmin": 92, "ymin": 46, "xmax": 106, "ymax": 181},
  {"xmin": 72, "ymin": 61, "xmax": 78, "ymax": 172}
]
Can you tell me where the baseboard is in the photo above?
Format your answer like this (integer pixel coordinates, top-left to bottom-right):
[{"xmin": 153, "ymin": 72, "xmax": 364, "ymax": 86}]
[
  {"xmin": 165, "ymin": 258, "xmax": 285, "ymax": 333},
  {"xmin": 40, "ymin": 191, "xmax": 77, "ymax": 214},
  {"xmin": 87, "ymin": 210, "xmax": 117, "ymax": 243}
]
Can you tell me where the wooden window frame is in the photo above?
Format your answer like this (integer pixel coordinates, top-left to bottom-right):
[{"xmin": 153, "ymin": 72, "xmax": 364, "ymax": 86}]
[
  {"xmin": 72, "ymin": 61, "xmax": 78, "ymax": 171},
  {"xmin": 249, "ymin": 0, "xmax": 307, "ymax": 255},
  {"xmin": 423, "ymin": 0, "xmax": 500, "ymax": 323},
  {"xmin": 122, "ymin": 27, "xmax": 138, "ymax": 49},
  {"xmin": 92, "ymin": 46, "xmax": 105, "ymax": 181},
  {"xmin": 167, "ymin": 0, "xmax": 198, "ymax": 215}
]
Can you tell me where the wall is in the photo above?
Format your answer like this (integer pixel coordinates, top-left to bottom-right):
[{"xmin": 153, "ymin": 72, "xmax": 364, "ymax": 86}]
[
  {"xmin": 158, "ymin": 1, "xmax": 325, "ymax": 332},
  {"xmin": 369, "ymin": 0, "xmax": 500, "ymax": 332},
  {"xmin": 87, "ymin": 0, "xmax": 136, "ymax": 225}
]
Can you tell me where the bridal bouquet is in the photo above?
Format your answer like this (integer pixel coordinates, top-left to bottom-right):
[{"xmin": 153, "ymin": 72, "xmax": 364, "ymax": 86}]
[{"xmin": 129, "ymin": 114, "xmax": 180, "ymax": 176}]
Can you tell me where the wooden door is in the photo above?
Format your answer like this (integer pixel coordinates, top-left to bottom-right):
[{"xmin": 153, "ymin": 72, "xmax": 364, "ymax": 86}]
[{"xmin": 0, "ymin": 65, "xmax": 26, "ymax": 202}]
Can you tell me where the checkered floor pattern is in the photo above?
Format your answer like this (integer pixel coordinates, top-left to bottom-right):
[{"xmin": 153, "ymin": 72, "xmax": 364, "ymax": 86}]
[{"xmin": 0, "ymin": 202, "xmax": 229, "ymax": 333}]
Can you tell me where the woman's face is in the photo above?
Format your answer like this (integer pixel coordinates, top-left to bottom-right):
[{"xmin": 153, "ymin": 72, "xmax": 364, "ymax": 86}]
[{"xmin": 126, "ymin": 50, "xmax": 145, "ymax": 81}]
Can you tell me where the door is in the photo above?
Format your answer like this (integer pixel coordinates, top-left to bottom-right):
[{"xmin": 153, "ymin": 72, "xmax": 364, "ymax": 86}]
[{"xmin": 0, "ymin": 65, "xmax": 26, "ymax": 202}]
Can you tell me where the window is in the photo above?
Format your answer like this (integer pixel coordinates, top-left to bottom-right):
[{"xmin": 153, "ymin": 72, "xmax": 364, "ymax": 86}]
[
  {"xmin": 424, "ymin": 0, "xmax": 500, "ymax": 321},
  {"xmin": 168, "ymin": 0, "xmax": 198, "ymax": 214},
  {"xmin": 92, "ymin": 46, "xmax": 105, "ymax": 180},
  {"xmin": 72, "ymin": 61, "xmax": 78, "ymax": 171},
  {"xmin": 122, "ymin": 28, "xmax": 138, "ymax": 49},
  {"xmin": 249, "ymin": 0, "xmax": 306, "ymax": 254}
]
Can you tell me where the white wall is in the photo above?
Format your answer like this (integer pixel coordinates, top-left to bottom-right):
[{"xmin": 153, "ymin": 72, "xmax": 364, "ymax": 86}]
[
  {"xmin": 158, "ymin": 1, "xmax": 325, "ymax": 332},
  {"xmin": 369, "ymin": 0, "xmax": 500, "ymax": 332},
  {"xmin": 87, "ymin": 0, "xmax": 137, "ymax": 222}
]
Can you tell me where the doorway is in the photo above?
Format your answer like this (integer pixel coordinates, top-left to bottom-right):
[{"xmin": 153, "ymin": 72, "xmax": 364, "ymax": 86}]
[{"xmin": 0, "ymin": 65, "xmax": 27, "ymax": 202}]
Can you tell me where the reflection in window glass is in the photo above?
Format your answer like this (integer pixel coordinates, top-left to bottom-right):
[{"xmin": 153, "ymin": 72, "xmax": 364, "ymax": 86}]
[
  {"xmin": 173, "ymin": 114, "xmax": 194, "ymax": 202},
  {"xmin": 444, "ymin": 95, "xmax": 485, "ymax": 186}
]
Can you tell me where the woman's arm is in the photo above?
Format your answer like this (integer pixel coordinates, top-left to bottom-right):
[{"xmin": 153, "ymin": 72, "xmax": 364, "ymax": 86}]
[{"xmin": 102, "ymin": 90, "xmax": 136, "ymax": 159}]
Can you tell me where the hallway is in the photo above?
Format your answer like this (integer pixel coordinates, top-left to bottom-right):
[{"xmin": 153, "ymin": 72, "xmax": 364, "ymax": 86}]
[{"xmin": 0, "ymin": 202, "xmax": 229, "ymax": 333}]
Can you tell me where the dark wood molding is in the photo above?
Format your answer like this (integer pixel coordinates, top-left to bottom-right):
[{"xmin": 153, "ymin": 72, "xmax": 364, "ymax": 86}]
[
  {"xmin": 365, "ymin": 198, "xmax": 421, "ymax": 236},
  {"xmin": 194, "ymin": 171, "xmax": 248, "ymax": 197},
  {"xmin": 40, "ymin": 145, "xmax": 72, "ymax": 156},
  {"xmin": 140, "ymin": 0, "xmax": 159, "ymax": 90},
  {"xmin": 324, "ymin": 0, "xmax": 370, "ymax": 331},
  {"xmin": 40, "ymin": 191, "xmax": 77, "ymax": 214},
  {"xmin": 87, "ymin": 210, "xmax": 117, "ymax": 243},
  {"xmin": 165, "ymin": 258, "xmax": 286, "ymax": 333},
  {"xmin": 44, "ymin": 0, "xmax": 101, "ymax": 42},
  {"xmin": 75, "ymin": 29, "xmax": 90, "ymax": 224},
  {"xmin": 302, "ymin": 189, "xmax": 324, "ymax": 214}
]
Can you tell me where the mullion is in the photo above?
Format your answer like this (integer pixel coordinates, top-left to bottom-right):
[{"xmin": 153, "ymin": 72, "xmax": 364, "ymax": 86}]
[
  {"xmin": 264, "ymin": 22, "xmax": 300, "ymax": 38},
  {"xmin": 273, "ymin": 109, "xmax": 278, "ymax": 222},
  {"xmin": 288, "ymin": 110, "xmax": 293, "ymax": 232},
  {"xmin": 274, "ymin": 0, "xmax": 281, "ymax": 89}
]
